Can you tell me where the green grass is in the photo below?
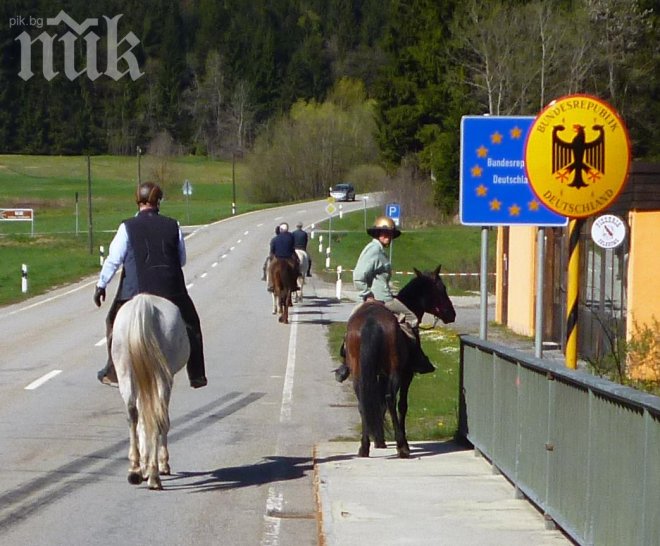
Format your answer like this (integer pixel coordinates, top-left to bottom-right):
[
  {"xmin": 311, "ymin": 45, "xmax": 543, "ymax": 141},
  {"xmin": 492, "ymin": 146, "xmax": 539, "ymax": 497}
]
[
  {"xmin": 0, "ymin": 154, "xmax": 269, "ymax": 306},
  {"xmin": 327, "ymin": 322, "xmax": 461, "ymax": 441},
  {"xmin": 307, "ymin": 207, "xmax": 496, "ymax": 295}
]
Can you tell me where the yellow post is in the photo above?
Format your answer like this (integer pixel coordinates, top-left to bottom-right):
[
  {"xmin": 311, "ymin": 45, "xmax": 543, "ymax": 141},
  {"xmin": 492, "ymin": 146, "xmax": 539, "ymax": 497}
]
[{"xmin": 565, "ymin": 219, "xmax": 583, "ymax": 369}]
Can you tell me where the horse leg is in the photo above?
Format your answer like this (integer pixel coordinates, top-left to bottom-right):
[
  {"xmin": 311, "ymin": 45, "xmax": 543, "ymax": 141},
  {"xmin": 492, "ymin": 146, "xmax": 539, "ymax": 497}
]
[
  {"xmin": 395, "ymin": 377, "xmax": 412, "ymax": 458},
  {"xmin": 144, "ymin": 420, "xmax": 162, "ymax": 490},
  {"xmin": 126, "ymin": 404, "xmax": 143, "ymax": 485},
  {"xmin": 158, "ymin": 392, "xmax": 172, "ymax": 476},
  {"xmin": 280, "ymin": 291, "xmax": 289, "ymax": 323},
  {"xmin": 272, "ymin": 292, "xmax": 277, "ymax": 315}
]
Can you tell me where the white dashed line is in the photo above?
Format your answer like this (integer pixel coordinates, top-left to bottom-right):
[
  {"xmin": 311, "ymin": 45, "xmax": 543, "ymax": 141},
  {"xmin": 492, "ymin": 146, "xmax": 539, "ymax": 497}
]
[
  {"xmin": 25, "ymin": 370, "xmax": 62, "ymax": 390},
  {"xmin": 201, "ymin": 273, "xmax": 208, "ymax": 278},
  {"xmin": 212, "ymin": 262, "xmax": 218, "ymax": 268},
  {"xmin": 95, "ymin": 337, "xmax": 106, "ymax": 347}
]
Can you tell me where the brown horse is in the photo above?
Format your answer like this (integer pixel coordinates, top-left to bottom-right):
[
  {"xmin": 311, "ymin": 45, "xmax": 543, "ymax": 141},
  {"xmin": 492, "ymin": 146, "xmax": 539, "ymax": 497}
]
[
  {"xmin": 269, "ymin": 256, "xmax": 299, "ymax": 323},
  {"xmin": 345, "ymin": 265, "xmax": 456, "ymax": 458}
]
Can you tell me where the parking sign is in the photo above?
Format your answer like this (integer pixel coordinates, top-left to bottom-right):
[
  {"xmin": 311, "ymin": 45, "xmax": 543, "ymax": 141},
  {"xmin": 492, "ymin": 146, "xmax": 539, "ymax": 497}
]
[{"xmin": 386, "ymin": 203, "xmax": 401, "ymax": 226}]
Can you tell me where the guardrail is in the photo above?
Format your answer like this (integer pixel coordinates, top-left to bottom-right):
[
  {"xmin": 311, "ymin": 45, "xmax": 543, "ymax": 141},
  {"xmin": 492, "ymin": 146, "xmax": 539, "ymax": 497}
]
[{"xmin": 458, "ymin": 335, "xmax": 660, "ymax": 546}]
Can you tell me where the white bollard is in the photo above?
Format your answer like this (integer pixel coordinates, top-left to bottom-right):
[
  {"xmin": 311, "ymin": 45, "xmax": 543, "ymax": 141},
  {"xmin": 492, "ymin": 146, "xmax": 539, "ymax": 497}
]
[
  {"xmin": 336, "ymin": 265, "xmax": 343, "ymax": 300},
  {"xmin": 339, "ymin": 204, "xmax": 343, "ymax": 219},
  {"xmin": 318, "ymin": 234, "xmax": 323, "ymax": 254},
  {"xmin": 325, "ymin": 246, "xmax": 331, "ymax": 269},
  {"xmin": 99, "ymin": 245, "xmax": 105, "ymax": 266},
  {"xmin": 310, "ymin": 224, "xmax": 315, "ymax": 239},
  {"xmin": 21, "ymin": 263, "xmax": 28, "ymax": 293}
]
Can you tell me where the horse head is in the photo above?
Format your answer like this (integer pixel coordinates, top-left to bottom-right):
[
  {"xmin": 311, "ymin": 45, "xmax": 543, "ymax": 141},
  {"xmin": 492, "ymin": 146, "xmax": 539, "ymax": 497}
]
[{"xmin": 398, "ymin": 265, "xmax": 456, "ymax": 324}]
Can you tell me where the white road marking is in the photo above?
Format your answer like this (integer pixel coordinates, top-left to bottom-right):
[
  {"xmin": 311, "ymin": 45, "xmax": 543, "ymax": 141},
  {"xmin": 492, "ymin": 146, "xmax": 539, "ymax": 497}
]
[
  {"xmin": 3, "ymin": 280, "xmax": 96, "ymax": 318},
  {"xmin": 221, "ymin": 254, "xmax": 228, "ymax": 259},
  {"xmin": 186, "ymin": 283, "xmax": 194, "ymax": 289},
  {"xmin": 230, "ymin": 246, "xmax": 235, "ymax": 251},
  {"xmin": 261, "ymin": 312, "xmax": 298, "ymax": 545},
  {"xmin": 244, "ymin": 230, "xmax": 249, "ymax": 235},
  {"xmin": 95, "ymin": 337, "xmax": 106, "ymax": 347},
  {"xmin": 280, "ymin": 318, "xmax": 297, "ymax": 423},
  {"xmin": 237, "ymin": 239, "xmax": 242, "ymax": 244},
  {"xmin": 25, "ymin": 370, "xmax": 62, "ymax": 390},
  {"xmin": 212, "ymin": 262, "xmax": 218, "ymax": 268},
  {"xmin": 201, "ymin": 272, "xmax": 208, "ymax": 278}
]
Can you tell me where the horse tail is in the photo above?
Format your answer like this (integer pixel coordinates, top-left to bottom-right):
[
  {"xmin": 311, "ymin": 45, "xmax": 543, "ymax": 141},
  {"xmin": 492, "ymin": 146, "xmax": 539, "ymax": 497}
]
[
  {"xmin": 358, "ymin": 316, "xmax": 385, "ymax": 441},
  {"xmin": 128, "ymin": 295, "xmax": 173, "ymax": 439}
]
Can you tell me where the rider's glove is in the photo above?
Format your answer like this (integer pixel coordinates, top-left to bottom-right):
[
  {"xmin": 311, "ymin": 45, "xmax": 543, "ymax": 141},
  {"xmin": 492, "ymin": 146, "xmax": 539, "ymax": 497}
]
[{"xmin": 93, "ymin": 286, "xmax": 106, "ymax": 307}]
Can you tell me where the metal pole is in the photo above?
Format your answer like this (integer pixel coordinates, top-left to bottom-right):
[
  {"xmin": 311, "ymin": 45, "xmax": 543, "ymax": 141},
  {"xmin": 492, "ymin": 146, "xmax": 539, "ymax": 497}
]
[
  {"xmin": 479, "ymin": 227, "xmax": 489, "ymax": 340},
  {"xmin": 363, "ymin": 196, "xmax": 368, "ymax": 230},
  {"xmin": 87, "ymin": 155, "xmax": 93, "ymax": 254},
  {"xmin": 535, "ymin": 228, "xmax": 545, "ymax": 358},
  {"xmin": 232, "ymin": 151, "xmax": 237, "ymax": 215},
  {"xmin": 75, "ymin": 191, "xmax": 79, "ymax": 236},
  {"xmin": 566, "ymin": 219, "xmax": 583, "ymax": 369},
  {"xmin": 136, "ymin": 146, "xmax": 142, "ymax": 188}
]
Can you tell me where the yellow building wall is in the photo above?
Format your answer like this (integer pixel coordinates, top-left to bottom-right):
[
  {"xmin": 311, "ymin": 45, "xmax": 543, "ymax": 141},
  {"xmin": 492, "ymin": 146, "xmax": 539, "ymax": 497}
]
[
  {"xmin": 506, "ymin": 226, "xmax": 537, "ymax": 336},
  {"xmin": 626, "ymin": 210, "xmax": 660, "ymax": 380},
  {"xmin": 495, "ymin": 227, "xmax": 505, "ymax": 323}
]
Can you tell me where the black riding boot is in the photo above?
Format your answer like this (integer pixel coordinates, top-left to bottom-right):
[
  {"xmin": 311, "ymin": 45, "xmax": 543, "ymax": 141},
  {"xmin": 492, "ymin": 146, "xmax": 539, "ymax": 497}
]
[{"xmin": 333, "ymin": 340, "xmax": 350, "ymax": 382}]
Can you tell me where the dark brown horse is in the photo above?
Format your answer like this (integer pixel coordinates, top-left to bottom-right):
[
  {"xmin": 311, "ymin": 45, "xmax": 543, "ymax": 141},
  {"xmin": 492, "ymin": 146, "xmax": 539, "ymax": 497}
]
[
  {"xmin": 345, "ymin": 265, "xmax": 456, "ymax": 458},
  {"xmin": 269, "ymin": 256, "xmax": 299, "ymax": 324}
]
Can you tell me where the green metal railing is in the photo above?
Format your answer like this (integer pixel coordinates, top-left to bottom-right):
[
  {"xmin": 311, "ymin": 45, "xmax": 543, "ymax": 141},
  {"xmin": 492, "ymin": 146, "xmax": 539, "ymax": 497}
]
[{"xmin": 459, "ymin": 335, "xmax": 660, "ymax": 546}]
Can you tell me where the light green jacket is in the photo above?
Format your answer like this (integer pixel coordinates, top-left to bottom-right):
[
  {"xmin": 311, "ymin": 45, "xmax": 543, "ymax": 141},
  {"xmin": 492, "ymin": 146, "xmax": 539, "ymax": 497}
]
[{"xmin": 352, "ymin": 238, "xmax": 394, "ymax": 302}]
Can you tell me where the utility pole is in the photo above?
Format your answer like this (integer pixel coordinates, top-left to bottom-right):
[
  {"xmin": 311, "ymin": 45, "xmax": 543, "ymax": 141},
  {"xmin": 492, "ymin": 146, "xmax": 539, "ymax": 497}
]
[{"xmin": 136, "ymin": 146, "xmax": 142, "ymax": 189}]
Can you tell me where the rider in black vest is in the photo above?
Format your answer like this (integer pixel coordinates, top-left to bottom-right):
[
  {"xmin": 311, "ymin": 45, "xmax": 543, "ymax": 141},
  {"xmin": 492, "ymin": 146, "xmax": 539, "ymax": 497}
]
[
  {"xmin": 93, "ymin": 182, "xmax": 207, "ymax": 389},
  {"xmin": 292, "ymin": 221, "xmax": 312, "ymax": 277}
]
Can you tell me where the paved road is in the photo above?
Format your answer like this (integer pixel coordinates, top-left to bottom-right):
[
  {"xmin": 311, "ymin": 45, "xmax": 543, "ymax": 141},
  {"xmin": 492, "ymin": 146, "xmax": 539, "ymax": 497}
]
[{"xmin": 0, "ymin": 199, "xmax": 368, "ymax": 545}]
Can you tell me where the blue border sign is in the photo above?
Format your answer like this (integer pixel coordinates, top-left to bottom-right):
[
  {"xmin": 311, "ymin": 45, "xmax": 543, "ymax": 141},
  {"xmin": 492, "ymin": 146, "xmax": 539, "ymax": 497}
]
[{"xmin": 460, "ymin": 116, "xmax": 567, "ymax": 226}]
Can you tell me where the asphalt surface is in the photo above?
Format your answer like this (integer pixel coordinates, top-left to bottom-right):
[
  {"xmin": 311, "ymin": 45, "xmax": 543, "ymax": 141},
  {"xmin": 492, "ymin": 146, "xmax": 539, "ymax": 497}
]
[{"xmin": 311, "ymin": 282, "xmax": 574, "ymax": 545}]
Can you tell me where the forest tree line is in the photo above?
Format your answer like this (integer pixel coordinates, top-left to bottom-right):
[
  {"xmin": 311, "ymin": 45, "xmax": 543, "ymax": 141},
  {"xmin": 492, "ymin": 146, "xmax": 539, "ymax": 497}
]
[{"xmin": 0, "ymin": 0, "xmax": 658, "ymax": 210}]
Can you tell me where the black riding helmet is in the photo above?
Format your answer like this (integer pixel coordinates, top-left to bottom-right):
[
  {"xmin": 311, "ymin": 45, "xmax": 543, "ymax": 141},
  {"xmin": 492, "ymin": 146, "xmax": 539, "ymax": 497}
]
[{"xmin": 136, "ymin": 182, "xmax": 163, "ymax": 208}]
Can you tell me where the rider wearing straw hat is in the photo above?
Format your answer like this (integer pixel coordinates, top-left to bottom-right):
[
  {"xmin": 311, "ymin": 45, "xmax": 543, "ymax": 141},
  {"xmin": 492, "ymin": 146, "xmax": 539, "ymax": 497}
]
[{"xmin": 334, "ymin": 216, "xmax": 436, "ymax": 382}]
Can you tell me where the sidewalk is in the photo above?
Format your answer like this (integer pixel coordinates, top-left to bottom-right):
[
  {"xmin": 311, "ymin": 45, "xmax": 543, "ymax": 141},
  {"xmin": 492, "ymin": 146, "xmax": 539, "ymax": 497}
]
[
  {"xmin": 310, "ymin": 281, "xmax": 574, "ymax": 545},
  {"xmin": 314, "ymin": 441, "xmax": 573, "ymax": 546}
]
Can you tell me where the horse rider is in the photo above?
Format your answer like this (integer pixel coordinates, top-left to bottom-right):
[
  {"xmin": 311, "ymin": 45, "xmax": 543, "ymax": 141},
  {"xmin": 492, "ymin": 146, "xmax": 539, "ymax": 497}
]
[
  {"xmin": 333, "ymin": 216, "xmax": 436, "ymax": 382},
  {"xmin": 262, "ymin": 224, "xmax": 280, "ymax": 282},
  {"xmin": 93, "ymin": 181, "xmax": 208, "ymax": 389},
  {"xmin": 267, "ymin": 222, "xmax": 301, "ymax": 291},
  {"xmin": 292, "ymin": 221, "xmax": 312, "ymax": 277}
]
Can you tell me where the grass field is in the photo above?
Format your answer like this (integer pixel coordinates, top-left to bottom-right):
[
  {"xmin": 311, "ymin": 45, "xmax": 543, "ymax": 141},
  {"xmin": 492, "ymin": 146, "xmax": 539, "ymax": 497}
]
[{"xmin": 0, "ymin": 154, "xmax": 265, "ymax": 306}]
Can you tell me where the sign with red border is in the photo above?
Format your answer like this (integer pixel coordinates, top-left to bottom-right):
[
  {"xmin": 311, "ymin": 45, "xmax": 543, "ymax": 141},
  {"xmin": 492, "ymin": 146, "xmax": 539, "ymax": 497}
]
[{"xmin": 524, "ymin": 95, "xmax": 631, "ymax": 218}]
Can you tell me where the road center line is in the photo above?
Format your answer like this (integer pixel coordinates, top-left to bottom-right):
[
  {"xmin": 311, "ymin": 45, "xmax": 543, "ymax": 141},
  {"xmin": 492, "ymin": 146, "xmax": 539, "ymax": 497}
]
[{"xmin": 25, "ymin": 370, "xmax": 62, "ymax": 390}]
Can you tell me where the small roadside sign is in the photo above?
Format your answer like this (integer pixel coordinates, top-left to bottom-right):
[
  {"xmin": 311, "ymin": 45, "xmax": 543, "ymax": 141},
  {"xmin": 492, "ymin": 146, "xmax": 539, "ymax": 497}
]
[
  {"xmin": 386, "ymin": 203, "xmax": 401, "ymax": 226},
  {"xmin": 325, "ymin": 203, "xmax": 336, "ymax": 215},
  {"xmin": 182, "ymin": 179, "xmax": 193, "ymax": 196}
]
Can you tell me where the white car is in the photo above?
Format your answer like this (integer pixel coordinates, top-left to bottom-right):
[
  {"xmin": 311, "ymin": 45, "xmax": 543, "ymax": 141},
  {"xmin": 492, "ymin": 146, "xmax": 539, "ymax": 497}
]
[{"xmin": 329, "ymin": 183, "xmax": 356, "ymax": 201}]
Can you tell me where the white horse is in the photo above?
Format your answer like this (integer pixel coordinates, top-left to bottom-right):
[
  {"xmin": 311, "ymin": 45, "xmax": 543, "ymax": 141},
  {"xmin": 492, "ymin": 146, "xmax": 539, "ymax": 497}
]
[
  {"xmin": 294, "ymin": 249, "xmax": 309, "ymax": 303},
  {"xmin": 111, "ymin": 293, "xmax": 190, "ymax": 490}
]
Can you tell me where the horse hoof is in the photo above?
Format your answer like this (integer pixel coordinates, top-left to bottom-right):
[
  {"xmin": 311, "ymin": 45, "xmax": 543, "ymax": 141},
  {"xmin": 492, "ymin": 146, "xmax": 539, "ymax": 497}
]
[
  {"xmin": 128, "ymin": 471, "xmax": 143, "ymax": 485},
  {"xmin": 148, "ymin": 480, "xmax": 163, "ymax": 491},
  {"xmin": 375, "ymin": 441, "xmax": 387, "ymax": 449},
  {"xmin": 358, "ymin": 447, "xmax": 370, "ymax": 457},
  {"xmin": 397, "ymin": 447, "xmax": 411, "ymax": 459},
  {"xmin": 160, "ymin": 467, "xmax": 171, "ymax": 476}
]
